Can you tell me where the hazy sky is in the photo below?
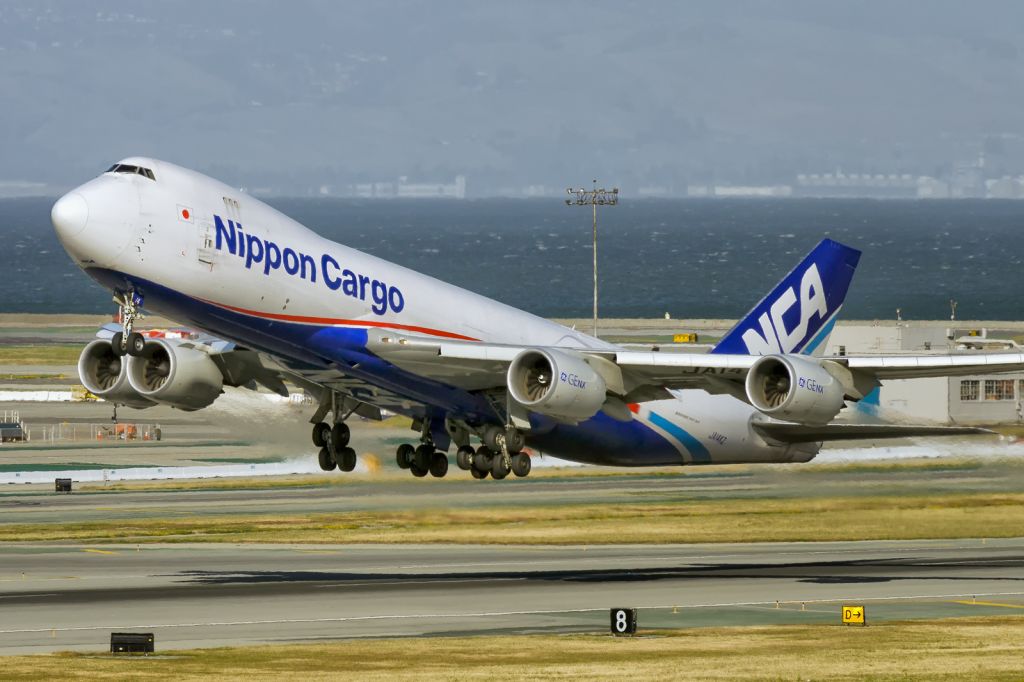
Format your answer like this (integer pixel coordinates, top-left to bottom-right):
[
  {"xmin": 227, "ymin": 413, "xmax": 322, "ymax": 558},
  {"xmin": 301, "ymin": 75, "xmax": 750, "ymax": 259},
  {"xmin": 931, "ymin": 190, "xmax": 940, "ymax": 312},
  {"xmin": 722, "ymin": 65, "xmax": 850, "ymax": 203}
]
[{"xmin": 3, "ymin": 1, "xmax": 1024, "ymax": 193}]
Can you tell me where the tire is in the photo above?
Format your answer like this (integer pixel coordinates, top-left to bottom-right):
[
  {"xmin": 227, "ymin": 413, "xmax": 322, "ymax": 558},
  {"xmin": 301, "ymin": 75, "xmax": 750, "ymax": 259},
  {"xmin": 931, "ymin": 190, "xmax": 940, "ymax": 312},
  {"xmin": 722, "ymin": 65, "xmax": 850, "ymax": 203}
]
[
  {"xmin": 127, "ymin": 332, "xmax": 146, "ymax": 356},
  {"xmin": 331, "ymin": 422, "xmax": 351, "ymax": 449},
  {"xmin": 410, "ymin": 464, "xmax": 428, "ymax": 478},
  {"xmin": 110, "ymin": 332, "xmax": 126, "ymax": 357},
  {"xmin": 429, "ymin": 452, "xmax": 449, "ymax": 478},
  {"xmin": 504, "ymin": 427, "xmax": 525, "ymax": 453},
  {"xmin": 312, "ymin": 422, "xmax": 330, "ymax": 448},
  {"xmin": 318, "ymin": 446, "xmax": 336, "ymax": 471},
  {"xmin": 470, "ymin": 467, "xmax": 488, "ymax": 479},
  {"xmin": 414, "ymin": 444, "xmax": 433, "ymax": 471},
  {"xmin": 339, "ymin": 447, "xmax": 357, "ymax": 472},
  {"xmin": 396, "ymin": 443, "xmax": 414, "ymax": 469},
  {"xmin": 472, "ymin": 447, "xmax": 493, "ymax": 474},
  {"xmin": 456, "ymin": 445, "xmax": 474, "ymax": 471},
  {"xmin": 511, "ymin": 453, "xmax": 531, "ymax": 478},
  {"xmin": 491, "ymin": 455, "xmax": 510, "ymax": 480}
]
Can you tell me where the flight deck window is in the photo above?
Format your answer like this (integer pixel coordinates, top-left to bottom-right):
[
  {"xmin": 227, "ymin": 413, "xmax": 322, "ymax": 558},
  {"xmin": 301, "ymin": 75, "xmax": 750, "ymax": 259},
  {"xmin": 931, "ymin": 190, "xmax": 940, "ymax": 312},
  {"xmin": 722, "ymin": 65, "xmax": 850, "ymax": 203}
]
[
  {"xmin": 106, "ymin": 163, "xmax": 156, "ymax": 181},
  {"xmin": 960, "ymin": 380, "xmax": 979, "ymax": 401}
]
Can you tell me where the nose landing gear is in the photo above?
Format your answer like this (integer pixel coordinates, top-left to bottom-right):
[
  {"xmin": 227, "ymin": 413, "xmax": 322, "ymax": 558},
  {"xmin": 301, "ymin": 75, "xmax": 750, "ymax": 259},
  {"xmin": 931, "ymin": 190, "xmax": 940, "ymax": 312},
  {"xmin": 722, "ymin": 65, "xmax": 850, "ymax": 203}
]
[{"xmin": 111, "ymin": 290, "xmax": 146, "ymax": 357}]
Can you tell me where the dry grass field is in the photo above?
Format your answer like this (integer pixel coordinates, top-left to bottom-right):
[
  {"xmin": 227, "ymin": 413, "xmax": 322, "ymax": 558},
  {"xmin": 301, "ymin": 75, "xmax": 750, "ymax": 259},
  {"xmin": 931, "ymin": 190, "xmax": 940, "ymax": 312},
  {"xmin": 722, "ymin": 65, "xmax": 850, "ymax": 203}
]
[
  {"xmin": 0, "ymin": 344, "xmax": 81, "ymax": 365},
  {"xmin": 3, "ymin": 617, "xmax": 1022, "ymax": 681},
  {"xmin": 3, "ymin": 491, "xmax": 1023, "ymax": 545}
]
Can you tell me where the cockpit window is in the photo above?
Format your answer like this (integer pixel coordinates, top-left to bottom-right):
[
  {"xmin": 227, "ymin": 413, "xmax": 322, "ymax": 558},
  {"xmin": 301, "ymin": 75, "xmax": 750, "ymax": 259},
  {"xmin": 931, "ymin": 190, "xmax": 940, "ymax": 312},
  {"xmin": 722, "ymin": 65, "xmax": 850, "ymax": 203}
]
[{"xmin": 106, "ymin": 163, "xmax": 156, "ymax": 181}]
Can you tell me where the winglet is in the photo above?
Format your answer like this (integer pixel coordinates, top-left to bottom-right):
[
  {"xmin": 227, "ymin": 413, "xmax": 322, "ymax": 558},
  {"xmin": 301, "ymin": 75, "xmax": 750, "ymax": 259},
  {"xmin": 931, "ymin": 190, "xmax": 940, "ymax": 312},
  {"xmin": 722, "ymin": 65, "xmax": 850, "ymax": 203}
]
[{"xmin": 711, "ymin": 239, "xmax": 861, "ymax": 356}]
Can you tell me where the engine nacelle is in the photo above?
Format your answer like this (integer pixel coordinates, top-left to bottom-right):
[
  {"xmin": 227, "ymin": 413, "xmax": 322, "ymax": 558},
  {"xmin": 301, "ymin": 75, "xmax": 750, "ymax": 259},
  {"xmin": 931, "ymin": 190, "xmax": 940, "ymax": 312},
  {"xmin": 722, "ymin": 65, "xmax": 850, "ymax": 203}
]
[
  {"xmin": 126, "ymin": 339, "xmax": 224, "ymax": 411},
  {"xmin": 507, "ymin": 348, "xmax": 607, "ymax": 423},
  {"xmin": 744, "ymin": 354, "xmax": 845, "ymax": 425},
  {"xmin": 77, "ymin": 339, "xmax": 156, "ymax": 409}
]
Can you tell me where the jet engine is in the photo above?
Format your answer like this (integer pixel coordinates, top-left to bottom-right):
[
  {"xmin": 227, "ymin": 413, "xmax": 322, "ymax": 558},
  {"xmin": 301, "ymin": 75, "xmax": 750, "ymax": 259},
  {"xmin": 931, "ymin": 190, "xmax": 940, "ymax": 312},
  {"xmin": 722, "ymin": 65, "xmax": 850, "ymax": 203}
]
[
  {"xmin": 744, "ymin": 354, "xmax": 846, "ymax": 425},
  {"xmin": 507, "ymin": 348, "xmax": 607, "ymax": 423},
  {"xmin": 77, "ymin": 339, "xmax": 156, "ymax": 409},
  {"xmin": 126, "ymin": 338, "xmax": 224, "ymax": 411}
]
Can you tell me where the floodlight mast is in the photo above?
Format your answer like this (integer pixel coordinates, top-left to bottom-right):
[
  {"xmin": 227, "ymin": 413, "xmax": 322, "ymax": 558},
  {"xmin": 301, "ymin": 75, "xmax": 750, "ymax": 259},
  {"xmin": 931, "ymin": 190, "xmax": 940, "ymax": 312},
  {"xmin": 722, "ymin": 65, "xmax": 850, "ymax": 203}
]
[{"xmin": 565, "ymin": 181, "xmax": 618, "ymax": 337}]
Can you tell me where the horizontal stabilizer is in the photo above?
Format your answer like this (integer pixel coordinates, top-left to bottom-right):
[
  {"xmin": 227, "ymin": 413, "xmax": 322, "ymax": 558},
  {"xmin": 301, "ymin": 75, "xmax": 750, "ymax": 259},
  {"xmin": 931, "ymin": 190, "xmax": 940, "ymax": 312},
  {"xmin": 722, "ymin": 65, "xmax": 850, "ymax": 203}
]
[{"xmin": 753, "ymin": 422, "xmax": 993, "ymax": 444}]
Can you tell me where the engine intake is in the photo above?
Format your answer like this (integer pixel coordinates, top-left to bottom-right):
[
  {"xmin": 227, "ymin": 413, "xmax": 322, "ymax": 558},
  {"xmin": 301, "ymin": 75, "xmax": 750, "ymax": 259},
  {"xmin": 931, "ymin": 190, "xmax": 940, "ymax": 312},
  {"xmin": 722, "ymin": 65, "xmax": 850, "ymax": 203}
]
[
  {"xmin": 77, "ymin": 339, "xmax": 155, "ymax": 409},
  {"xmin": 507, "ymin": 348, "xmax": 607, "ymax": 423},
  {"xmin": 126, "ymin": 339, "xmax": 224, "ymax": 411},
  {"xmin": 744, "ymin": 354, "xmax": 845, "ymax": 425}
]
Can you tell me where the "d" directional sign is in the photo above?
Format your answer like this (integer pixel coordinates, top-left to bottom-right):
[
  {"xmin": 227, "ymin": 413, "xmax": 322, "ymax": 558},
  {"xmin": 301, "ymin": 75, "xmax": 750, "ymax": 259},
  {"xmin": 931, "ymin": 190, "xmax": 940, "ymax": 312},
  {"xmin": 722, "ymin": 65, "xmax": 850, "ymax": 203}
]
[{"xmin": 841, "ymin": 604, "xmax": 866, "ymax": 626}]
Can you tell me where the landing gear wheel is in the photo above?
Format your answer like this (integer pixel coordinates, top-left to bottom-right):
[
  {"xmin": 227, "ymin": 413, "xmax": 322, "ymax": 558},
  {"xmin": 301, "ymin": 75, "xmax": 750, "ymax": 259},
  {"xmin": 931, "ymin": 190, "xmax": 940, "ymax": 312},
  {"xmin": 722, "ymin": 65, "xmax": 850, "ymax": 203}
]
[
  {"xmin": 410, "ymin": 464, "xmax": 428, "ymax": 478},
  {"xmin": 472, "ymin": 447, "xmax": 494, "ymax": 475},
  {"xmin": 338, "ymin": 447, "xmax": 357, "ymax": 472},
  {"xmin": 312, "ymin": 422, "xmax": 330, "ymax": 448},
  {"xmin": 126, "ymin": 332, "xmax": 146, "ymax": 356},
  {"xmin": 456, "ymin": 445, "xmax": 474, "ymax": 471},
  {"xmin": 110, "ymin": 332, "xmax": 126, "ymax": 357},
  {"xmin": 318, "ymin": 446, "xmax": 336, "ymax": 471},
  {"xmin": 395, "ymin": 443, "xmax": 414, "ymax": 470},
  {"xmin": 331, "ymin": 422, "xmax": 351, "ymax": 449},
  {"xmin": 429, "ymin": 452, "xmax": 449, "ymax": 478},
  {"xmin": 491, "ymin": 455, "xmax": 510, "ymax": 480},
  {"xmin": 503, "ymin": 427, "xmax": 525, "ymax": 454},
  {"xmin": 511, "ymin": 453, "xmax": 531, "ymax": 478},
  {"xmin": 470, "ymin": 467, "xmax": 489, "ymax": 479},
  {"xmin": 414, "ymin": 444, "xmax": 433, "ymax": 471}
]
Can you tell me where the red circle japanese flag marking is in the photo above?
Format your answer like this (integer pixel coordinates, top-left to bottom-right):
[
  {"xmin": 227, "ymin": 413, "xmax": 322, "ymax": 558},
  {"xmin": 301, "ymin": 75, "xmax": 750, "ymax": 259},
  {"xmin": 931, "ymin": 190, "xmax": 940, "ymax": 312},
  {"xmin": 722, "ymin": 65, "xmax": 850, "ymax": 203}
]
[{"xmin": 178, "ymin": 205, "xmax": 193, "ymax": 222}]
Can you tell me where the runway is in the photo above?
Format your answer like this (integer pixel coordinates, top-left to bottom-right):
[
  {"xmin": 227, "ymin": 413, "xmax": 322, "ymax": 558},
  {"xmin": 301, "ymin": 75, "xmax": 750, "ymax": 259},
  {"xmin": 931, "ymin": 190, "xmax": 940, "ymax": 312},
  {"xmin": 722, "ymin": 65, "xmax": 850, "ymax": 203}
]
[{"xmin": 1, "ymin": 539, "xmax": 1022, "ymax": 654}]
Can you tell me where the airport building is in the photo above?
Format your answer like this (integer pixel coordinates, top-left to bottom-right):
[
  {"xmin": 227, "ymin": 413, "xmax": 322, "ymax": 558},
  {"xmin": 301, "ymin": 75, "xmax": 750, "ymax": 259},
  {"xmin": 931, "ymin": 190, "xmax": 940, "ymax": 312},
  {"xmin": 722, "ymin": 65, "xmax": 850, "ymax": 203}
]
[
  {"xmin": 352, "ymin": 175, "xmax": 467, "ymax": 199},
  {"xmin": 825, "ymin": 321, "xmax": 1024, "ymax": 425}
]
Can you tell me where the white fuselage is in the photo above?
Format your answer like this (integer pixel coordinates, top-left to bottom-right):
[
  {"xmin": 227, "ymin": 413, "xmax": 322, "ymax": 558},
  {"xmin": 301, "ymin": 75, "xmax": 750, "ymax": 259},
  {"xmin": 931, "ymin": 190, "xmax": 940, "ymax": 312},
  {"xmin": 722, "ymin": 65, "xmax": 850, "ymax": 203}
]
[{"xmin": 52, "ymin": 157, "xmax": 817, "ymax": 466}]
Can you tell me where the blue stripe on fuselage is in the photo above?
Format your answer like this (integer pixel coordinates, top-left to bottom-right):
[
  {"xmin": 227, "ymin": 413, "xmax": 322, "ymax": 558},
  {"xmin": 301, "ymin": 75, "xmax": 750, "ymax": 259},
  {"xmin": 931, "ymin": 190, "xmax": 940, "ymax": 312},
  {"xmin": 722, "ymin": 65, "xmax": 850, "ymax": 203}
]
[
  {"xmin": 524, "ymin": 411, "xmax": 687, "ymax": 467},
  {"xmin": 81, "ymin": 267, "xmax": 694, "ymax": 466},
  {"xmin": 83, "ymin": 267, "xmax": 492, "ymax": 419},
  {"xmin": 647, "ymin": 411, "xmax": 711, "ymax": 463}
]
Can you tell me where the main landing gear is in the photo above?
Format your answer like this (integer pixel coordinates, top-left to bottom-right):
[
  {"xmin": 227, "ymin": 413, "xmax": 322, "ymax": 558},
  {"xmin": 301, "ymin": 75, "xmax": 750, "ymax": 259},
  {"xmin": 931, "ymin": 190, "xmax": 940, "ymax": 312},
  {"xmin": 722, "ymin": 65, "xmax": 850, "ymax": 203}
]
[
  {"xmin": 110, "ymin": 289, "xmax": 147, "ymax": 358},
  {"xmin": 312, "ymin": 420, "xmax": 357, "ymax": 473},
  {"xmin": 395, "ymin": 442, "xmax": 449, "ymax": 478},
  {"xmin": 395, "ymin": 424, "xmax": 531, "ymax": 481}
]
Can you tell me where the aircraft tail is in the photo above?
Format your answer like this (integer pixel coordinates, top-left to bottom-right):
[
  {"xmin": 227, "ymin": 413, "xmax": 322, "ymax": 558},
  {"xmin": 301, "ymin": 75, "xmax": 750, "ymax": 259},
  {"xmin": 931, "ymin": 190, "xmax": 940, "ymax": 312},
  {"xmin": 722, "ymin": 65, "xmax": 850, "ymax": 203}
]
[{"xmin": 711, "ymin": 239, "xmax": 861, "ymax": 356}]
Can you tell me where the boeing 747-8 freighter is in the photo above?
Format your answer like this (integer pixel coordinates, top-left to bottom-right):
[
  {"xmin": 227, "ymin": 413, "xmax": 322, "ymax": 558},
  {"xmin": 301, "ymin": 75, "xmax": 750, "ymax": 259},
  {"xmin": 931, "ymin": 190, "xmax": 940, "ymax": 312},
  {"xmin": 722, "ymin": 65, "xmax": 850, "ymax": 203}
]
[{"xmin": 51, "ymin": 158, "xmax": 1022, "ymax": 478}]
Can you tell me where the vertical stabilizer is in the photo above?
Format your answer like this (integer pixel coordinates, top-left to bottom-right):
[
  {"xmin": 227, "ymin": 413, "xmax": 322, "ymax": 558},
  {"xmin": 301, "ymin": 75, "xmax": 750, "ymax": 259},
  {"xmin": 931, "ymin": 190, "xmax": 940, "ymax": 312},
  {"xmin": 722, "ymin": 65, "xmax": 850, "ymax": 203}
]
[{"xmin": 711, "ymin": 239, "xmax": 860, "ymax": 357}]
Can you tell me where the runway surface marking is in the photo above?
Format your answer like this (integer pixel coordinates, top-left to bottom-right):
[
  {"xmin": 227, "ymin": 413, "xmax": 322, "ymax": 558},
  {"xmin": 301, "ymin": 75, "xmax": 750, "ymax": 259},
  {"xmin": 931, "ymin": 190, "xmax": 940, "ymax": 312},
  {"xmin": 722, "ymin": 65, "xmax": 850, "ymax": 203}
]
[
  {"xmin": 316, "ymin": 577, "xmax": 529, "ymax": 588},
  {"xmin": 952, "ymin": 599, "xmax": 1024, "ymax": 609},
  {"xmin": 3, "ymin": 590, "xmax": 1023, "ymax": 636},
  {"xmin": 80, "ymin": 549, "xmax": 117, "ymax": 555}
]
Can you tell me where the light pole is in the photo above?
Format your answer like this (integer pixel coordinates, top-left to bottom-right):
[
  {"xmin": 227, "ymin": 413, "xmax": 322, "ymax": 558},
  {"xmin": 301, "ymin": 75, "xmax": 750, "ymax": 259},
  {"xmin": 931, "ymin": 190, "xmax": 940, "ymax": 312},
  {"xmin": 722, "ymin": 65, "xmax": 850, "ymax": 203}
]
[{"xmin": 566, "ymin": 181, "xmax": 618, "ymax": 337}]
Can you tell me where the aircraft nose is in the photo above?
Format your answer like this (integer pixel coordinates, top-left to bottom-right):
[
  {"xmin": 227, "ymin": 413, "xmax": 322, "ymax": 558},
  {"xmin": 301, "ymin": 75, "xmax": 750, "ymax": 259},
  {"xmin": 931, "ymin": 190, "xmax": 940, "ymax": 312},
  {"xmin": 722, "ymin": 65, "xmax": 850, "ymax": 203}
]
[{"xmin": 51, "ymin": 192, "xmax": 90, "ymax": 238}]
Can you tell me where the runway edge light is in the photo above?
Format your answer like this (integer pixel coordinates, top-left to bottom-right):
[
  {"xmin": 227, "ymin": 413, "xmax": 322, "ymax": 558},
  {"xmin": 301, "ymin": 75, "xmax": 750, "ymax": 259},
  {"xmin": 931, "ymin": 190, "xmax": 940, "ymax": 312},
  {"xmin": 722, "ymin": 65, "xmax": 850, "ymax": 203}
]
[{"xmin": 842, "ymin": 604, "xmax": 866, "ymax": 626}]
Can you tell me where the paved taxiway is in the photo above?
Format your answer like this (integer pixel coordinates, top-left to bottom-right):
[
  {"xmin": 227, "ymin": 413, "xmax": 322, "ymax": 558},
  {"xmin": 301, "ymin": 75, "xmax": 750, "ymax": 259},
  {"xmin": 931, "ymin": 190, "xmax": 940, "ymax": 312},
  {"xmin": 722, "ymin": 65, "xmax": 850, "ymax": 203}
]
[
  {"xmin": 1, "ymin": 539, "xmax": 1022, "ymax": 654},
  {"xmin": 4, "ymin": 454, "xmax": 1023, "ymax": 524}
]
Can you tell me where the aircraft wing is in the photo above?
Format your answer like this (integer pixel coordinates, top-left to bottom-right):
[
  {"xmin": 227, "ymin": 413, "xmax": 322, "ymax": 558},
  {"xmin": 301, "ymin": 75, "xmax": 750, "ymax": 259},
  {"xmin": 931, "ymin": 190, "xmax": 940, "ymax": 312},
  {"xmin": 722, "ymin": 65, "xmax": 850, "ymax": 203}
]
[
  {"xmin": 365, "ymin": 330, "xmax": 1024, "ymax": 400},
  {"xmin": 838, "ymin": 353, "xmax": 1024, "ymax": 379}
]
